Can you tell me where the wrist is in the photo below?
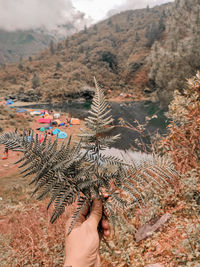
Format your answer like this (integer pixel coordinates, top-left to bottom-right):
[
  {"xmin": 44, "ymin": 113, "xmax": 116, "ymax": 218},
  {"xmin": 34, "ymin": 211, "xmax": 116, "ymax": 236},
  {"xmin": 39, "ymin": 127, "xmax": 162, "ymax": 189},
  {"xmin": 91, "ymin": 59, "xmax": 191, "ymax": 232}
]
[
  {"xmin": 64, "ymin": 259, "xmax": 85, "ymax": 267},
  {"xmin": 64, "ymin": 259, "xmax": 98, "ymax": 267},
  {"xmin": 64, "ymin": 263, "xmax": 79, "ymax": 267}
]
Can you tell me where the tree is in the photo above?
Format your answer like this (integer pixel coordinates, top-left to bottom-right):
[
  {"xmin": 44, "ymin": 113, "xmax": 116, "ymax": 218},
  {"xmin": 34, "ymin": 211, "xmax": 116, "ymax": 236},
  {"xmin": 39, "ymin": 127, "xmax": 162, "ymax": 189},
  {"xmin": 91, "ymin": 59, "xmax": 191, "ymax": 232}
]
[
  {"xmin": 145, "ymin": 19, "xmax": 165, "ymax": 47},
  {"xmin": 115, "ymin": 24, "xmax": 120, "ymax": 32},
  {"xmin": 18, "ymin": 63, "xmax": 23, "ymax": 71},
  {"xmin": 84, "ymin": 25, "xmax": 87, "ymax": 33},
  {"xmin": 32, "ymin": 73, "xmax": 40, "ymax": 88},
  {"xmin": 65, "ymin": 39, "xmax": 69, "ymax": 48},
  {"xmin": 56, "ymin": 62, "xmax": 62, "ymax": 70},
  {"xmin": 50, "ymin": 40, "xmax": 55, "ymax": 54},
  {"xmin": 136, "ymin": 32, "xmax": 140, "ymax": 42},
  {"xmin": 57, "ymin": 43, "xmax": 62, "ymax": 50},
  {"xmin": 107, "ymin": 18, "xmax": 113, "ymax": 26}
]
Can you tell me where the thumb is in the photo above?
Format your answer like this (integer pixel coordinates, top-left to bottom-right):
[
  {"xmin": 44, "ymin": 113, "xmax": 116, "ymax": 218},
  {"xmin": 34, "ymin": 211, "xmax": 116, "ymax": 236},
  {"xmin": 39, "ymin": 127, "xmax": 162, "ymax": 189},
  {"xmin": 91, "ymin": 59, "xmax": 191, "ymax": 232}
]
[{"xmin": 87, "ymin": 199, "xmax": 102, "ymax": 229}]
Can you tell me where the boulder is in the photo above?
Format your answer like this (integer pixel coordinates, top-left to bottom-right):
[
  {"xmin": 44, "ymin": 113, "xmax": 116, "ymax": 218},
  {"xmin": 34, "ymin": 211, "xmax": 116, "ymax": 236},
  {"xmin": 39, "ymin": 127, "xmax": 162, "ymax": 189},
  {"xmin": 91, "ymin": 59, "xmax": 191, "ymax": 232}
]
[
  {"xmin": 135, "ymin": 213, "xmax": 171, "ymax": 242},
  {"xmin": 64, "ymin": 86, "xmax": 95, "ymax": 101}
]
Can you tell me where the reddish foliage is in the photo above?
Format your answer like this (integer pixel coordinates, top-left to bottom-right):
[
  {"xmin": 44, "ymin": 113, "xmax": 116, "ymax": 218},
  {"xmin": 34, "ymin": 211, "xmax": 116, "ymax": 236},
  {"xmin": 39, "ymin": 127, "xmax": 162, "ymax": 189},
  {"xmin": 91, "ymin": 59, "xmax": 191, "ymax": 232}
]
[
  {"xmin": 160, "ymin": 107, "xmax": 200, "ymax": 174},
  {"xmin": 159, "ymin": 71, "xmax": 200, "ymax": 174},
  {"xmin": 1, "ymin": 200, "xmax": 67, "ymax": 267}
]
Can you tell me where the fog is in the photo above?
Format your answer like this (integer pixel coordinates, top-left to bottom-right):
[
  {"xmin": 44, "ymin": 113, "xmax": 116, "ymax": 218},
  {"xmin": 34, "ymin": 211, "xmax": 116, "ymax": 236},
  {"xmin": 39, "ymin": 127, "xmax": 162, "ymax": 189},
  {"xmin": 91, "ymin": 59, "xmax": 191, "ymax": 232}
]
[
  {"xmin": 0, "ymin": 0, "xmax": 87, "ymax": 31},
  {"xmin": 107, "ymin": 0, "xmax": 174, "ymax": 17},
  {"xmin": 0, "ymin": 0, "xmax": 174, "ymax": 32}
]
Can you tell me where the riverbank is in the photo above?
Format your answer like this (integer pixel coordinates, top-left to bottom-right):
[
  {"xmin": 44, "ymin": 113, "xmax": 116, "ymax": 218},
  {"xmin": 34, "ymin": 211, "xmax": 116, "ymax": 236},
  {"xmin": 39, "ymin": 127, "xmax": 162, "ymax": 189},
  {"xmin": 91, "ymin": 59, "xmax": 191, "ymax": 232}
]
[{"xmin": 1, "ymin": 96, "xmax": 169, "ymax": 151}]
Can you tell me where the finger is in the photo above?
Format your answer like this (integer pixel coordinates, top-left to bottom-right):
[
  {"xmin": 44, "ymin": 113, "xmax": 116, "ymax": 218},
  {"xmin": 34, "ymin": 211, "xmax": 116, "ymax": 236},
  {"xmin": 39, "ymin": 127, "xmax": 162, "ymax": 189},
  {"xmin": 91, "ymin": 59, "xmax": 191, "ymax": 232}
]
[
  {"xmin": 101, "ymin": 219, "xmax": 110, "ymax": 230},
  {"xmin": 94, "ymin": 253, "xmax": 101, "ymax": 267},
  {"xmin": 87, "ymin": 199, "xmax": 102, "ymax": 229},
  {"xmin": 103, "ymin": 192, "xmax": 110, "ymax": 198},
  {"xmin": 102, "ymin": 219, "xmax": 111, "ymax": 237},
  {"xmin": 104, "ymin": 229, "xmax": 110, "ymax": 237}
]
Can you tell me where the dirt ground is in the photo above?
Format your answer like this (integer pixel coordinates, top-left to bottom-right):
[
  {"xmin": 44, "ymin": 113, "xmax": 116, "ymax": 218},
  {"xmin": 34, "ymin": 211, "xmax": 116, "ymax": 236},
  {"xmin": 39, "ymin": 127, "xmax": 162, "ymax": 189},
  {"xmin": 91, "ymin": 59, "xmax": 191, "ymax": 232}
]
[
  {"xmin": 0, "ymin": 109, "xmax": 84, "ymax": 226},
  {"xmin": 0, "ymin": 110, "xmax": 84, "ymax": 178}
]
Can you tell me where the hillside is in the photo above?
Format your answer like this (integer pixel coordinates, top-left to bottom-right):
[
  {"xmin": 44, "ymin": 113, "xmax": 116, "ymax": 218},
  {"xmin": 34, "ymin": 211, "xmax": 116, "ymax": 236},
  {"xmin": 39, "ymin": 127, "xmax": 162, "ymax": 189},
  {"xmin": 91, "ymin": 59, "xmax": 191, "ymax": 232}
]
[
  {"xmin": 1, "ymin": 1, "xmax": 199, "ymax": 106},
  {"xmin": 148, "ymin": 0, "xmax": 200, "ymax": 106},
  {"xmin": 0, "ymin": 24, "xmax": 78, "ymax": 64},
  {"xmin": 0, "ymin": 3, "xmax": 170, "ymax": 103}
]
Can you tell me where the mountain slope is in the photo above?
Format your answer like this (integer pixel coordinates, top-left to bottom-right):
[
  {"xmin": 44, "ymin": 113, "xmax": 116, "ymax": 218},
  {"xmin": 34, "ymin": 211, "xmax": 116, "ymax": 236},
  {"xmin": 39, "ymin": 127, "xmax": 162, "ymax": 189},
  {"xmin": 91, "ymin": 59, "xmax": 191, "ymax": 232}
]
[
  {"xmin": 0, "ymin": 23, "xmax": 78, "ymax": 64},
  {"xmin": 0, "ymin": 3, "xmax": 170, "ymax": 102},
  {"xmin": 148, "ymin": 0, "xmax": 200, "ymax": 106},
  {"xmin": 2, "ymin": 1, "xmax": 200, "ymax": 106}
]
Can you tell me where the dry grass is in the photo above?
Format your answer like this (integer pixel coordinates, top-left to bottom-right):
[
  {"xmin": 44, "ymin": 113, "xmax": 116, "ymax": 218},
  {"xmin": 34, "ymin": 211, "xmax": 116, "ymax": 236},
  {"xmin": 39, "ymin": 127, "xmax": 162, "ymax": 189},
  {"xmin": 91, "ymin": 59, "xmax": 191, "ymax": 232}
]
[
  {"xmin": 0, "ymin": 170, "xmax": 199, "ymax": 266},
  {"xmin": 0, "ymin": 105, "xmax": 32, "ymax": 132},
  {"xmin": 0, "ymin": 200, "xmax": 66, "ymax": 267}
]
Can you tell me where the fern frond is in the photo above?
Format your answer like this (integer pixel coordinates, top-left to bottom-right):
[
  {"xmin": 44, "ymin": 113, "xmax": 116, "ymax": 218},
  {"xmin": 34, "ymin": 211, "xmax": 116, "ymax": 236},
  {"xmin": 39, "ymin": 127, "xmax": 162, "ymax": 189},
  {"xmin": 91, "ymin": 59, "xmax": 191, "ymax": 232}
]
[
  {"xmin": 0, "ymin": 78, "xmax": 180, "ymax": 235},
  {"xmin": 68, "ymin": 196, "xmax": 89, "ymax": 234}
]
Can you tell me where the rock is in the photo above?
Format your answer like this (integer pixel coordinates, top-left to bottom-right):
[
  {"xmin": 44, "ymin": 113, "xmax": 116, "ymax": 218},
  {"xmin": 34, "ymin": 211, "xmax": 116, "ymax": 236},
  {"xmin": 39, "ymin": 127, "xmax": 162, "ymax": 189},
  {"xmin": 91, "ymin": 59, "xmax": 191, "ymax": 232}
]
[
  {"xmin": 8, "ymin": 95, "xmax": 17, "ymax": 100},
  {"xmin": 10, "ymin": 88, "xmax": 43, "ymax": 102},
  {"xmin": 129, "ymin": 62, "xmax": 143, "ymax": 72},
  {"xmin": 53, "ymin": 72, "xmax": 61, "ymax": 79},
  {"xmin": 18, "ymin": 93, "xmax": 40, "ymax": 102},
  {"xmin": 135, "ymin": 213, "xmax": 171, "ymax": 242},
  {"xmin": 27, "ymin": 89, "xmax": 35, "ymax": 95},
  {"xmin": 144, "ymin": 88, "xmax": 154, "ymax": 94},
  {"xmin": 18, "ymin": 87, "xmax": 24, "ymax": 94},
  {"xmin": 64, "ymin": 87, "xmax": 94, "ymax": 101}
]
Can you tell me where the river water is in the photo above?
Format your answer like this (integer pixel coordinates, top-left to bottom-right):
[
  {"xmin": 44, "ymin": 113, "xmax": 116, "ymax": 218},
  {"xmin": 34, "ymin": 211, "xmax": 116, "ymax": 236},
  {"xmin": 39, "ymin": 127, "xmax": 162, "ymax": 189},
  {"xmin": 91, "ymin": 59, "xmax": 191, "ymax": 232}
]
[{"xmin": 18, "ymin": 100, "xmax": 169, "ymax": 152}]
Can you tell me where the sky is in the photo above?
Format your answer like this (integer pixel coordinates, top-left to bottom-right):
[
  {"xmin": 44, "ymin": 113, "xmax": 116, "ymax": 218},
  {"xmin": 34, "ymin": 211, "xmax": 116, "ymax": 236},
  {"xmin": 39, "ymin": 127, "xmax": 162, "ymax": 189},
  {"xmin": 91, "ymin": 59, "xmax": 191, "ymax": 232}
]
[
  {"xmin": 73, "ymin": 0, "xmax": 173, "ymax": 22},
  {"xmin": 73, "ymin": 0, "xmax": 126, "ymax": 22},
  {"xmin": 0, "ymin": 0, "xmax": 174, "ymax": 32}
]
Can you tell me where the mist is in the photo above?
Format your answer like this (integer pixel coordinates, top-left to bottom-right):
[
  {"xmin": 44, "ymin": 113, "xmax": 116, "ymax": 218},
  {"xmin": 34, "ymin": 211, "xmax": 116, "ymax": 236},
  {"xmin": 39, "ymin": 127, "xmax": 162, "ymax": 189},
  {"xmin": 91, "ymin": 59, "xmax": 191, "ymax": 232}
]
[
  {"xmin": 0, "ymin": 0, "xmax": 174, "ymax": 32},
  {"xmin": 0, "ymin": 0, "xmax": 87, "ymax": 32},
  {"xmin": 107, "ymin": 0, "xmax": 174, "ymax": 17}
]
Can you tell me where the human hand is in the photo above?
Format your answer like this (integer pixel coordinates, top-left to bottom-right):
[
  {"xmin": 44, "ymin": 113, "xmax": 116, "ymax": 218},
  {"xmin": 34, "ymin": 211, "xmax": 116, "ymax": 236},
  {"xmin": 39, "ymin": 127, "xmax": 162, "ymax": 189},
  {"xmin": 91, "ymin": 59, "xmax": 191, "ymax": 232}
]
[{"xmin": 64, "ymin": 199, "xmax": 110, "ymax": 267}]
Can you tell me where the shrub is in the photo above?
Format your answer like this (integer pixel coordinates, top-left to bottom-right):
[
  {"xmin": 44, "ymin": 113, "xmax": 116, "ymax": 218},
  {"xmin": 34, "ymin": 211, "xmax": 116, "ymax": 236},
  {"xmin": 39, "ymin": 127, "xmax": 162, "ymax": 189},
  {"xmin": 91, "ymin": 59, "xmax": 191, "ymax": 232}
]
[
  {"xmin": 1, "ymin": 200, "xmax": 66, "ymax": 266},
  {"xmin": 158, "ymin": 71, "xmax": 200, "ymax": 174},
  {"xmin": 32, "ymin": 73, "xmax": 40, "ymax": 89}
]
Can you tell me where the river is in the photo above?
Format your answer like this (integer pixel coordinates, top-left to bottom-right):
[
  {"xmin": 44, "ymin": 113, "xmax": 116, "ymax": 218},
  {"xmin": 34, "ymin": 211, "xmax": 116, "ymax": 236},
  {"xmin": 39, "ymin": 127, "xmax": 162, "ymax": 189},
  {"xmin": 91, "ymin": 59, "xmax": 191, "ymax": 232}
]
[{"xmin": 17, "ymin": 100, "xmax": 169, "ymax": 152}]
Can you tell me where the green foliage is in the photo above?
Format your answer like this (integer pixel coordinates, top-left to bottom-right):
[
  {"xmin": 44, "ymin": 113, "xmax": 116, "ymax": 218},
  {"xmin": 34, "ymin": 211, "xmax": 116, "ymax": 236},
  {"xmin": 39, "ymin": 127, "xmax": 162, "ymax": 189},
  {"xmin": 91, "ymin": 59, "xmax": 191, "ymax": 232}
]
[
  {"xmin": 18, "ymin": 63, "xmax": 23, "ymax": 71},
  {"xmin": 50, "ymin": 40, "xmax": 55, "ymax": 55},
  {"xmin": 32, "ymin": 73, "xmax": 40, "ymax": 89},
  {"xmin": 145, "ymin": 16, "xmax": 165, "ymax": 47},
  {"xmin": 65, "ymin": 39, "xmax": 69, "ymax": 48},
  {"xmin": 56, "ymin": 62, "xmax": 62, "ymax": 70}
]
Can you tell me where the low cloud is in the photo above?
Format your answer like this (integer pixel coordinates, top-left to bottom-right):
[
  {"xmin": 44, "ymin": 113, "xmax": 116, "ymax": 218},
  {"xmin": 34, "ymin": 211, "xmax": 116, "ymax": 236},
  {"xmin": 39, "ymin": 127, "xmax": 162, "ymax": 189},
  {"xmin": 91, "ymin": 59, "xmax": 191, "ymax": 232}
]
[
  {"xmin": 107, "ymin": 0, "xmax": 174, "ymax": 17},
  {"xmin": 0, "ymin": 0, "xmax": 88, "ymax": 31}
]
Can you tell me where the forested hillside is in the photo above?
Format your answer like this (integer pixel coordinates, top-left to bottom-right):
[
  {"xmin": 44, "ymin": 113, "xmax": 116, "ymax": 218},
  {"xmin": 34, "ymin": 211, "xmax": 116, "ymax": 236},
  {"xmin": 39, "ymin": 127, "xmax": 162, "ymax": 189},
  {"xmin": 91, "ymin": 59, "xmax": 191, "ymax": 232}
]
[
  {"xmin": 148, "ymin": 0, "xmax": 200, "ymax": 106},
  {"xmin": 0, "ymin": 0, "xmax": 199, "ymax": 106},
  {"xmin": 0, "ymin": 23, "xmax": 78, "ymax": 64},
  {"xmin": 0, "ymin": 3, "xmax": 170, "ymax": 102}
]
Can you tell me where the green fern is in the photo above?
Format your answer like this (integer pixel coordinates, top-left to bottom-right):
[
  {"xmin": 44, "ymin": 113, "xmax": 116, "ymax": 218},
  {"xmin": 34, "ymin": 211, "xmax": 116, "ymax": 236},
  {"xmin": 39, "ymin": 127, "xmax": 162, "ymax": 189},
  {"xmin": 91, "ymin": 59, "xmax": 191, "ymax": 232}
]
[{"xmin": 0, "ymin": 78, "xmax": 179, "ymax": 234}]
